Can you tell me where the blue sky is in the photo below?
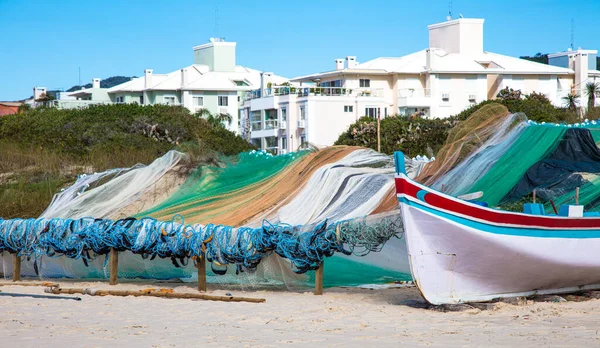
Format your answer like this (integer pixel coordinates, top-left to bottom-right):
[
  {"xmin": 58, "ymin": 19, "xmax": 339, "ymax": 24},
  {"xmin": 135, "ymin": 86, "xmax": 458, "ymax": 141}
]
[{"xmin": 0, "ymin": 0, "xmax": 598, "ymax": 100}]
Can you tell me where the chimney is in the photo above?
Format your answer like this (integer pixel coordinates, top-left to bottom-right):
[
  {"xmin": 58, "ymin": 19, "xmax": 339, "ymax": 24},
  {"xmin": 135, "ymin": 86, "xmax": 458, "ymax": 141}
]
[
  {"xmin": 426, "ymin": 49, "xmax": 436, "ymax": 70},
  {"xmin": 92, "ymin": 78, "xmax": 100, "ymax": 89},
  {"xmin": 181, "ymin": 68, "xmax": 188, "ymax": 88},
  {"xmin": 144, "ymin": 69, "xmax": 153, "ymax": 89},
  {"xmin": 193, "ymin": 39, "xmax": 237, "ymax": 72},
  {"xmin": 335, "ymin": 59, "xmax": 344, "ymax": 70},
  {"xmin": 261, "ymin": 72, "xmax": 273, "ymax": 90},
  {"xmin": 33, "ymin": 87, "xmax": 47, "ymax": 100},
  {"xmin": 346, "ymin": 56, "xmax": 357, "ymax": 69},
  {"xmin": 428, "ymin": 18, "xmax": 484, "ymax": 55}
]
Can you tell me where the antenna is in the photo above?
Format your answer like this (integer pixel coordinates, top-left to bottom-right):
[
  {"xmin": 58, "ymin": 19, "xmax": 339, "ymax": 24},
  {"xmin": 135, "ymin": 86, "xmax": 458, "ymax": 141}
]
[
  {"xmin": 78, "ymin": 67, "xmax": 81, "ymax": 86},
  {"xmin": 215, "ymin": 6, "xmax": 219, "ymax": 38},
  {"xmin": 448, "ymin": 0, "xmax": 453, "ymax": 20},
  {"xmin": 570, "ymin": 18, "xmax": 575, "ymax": 50}
]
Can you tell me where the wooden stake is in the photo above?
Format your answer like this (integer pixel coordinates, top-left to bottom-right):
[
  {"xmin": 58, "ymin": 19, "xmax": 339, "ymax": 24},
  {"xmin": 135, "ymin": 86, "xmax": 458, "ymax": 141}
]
[
  {"xmin": 576, "ymin": 187, "xmax": 580, "ymax": 205},
  {"xmin": 12, "ymin": 255, "xmax": 21, "ymax": 282},
  {"xmin": 45, "ymin": 287, "xmax": 265, "ymax": 303},
  {"xmin": 533, "ymin": 189, "xmax": 537, "ymax": 204},
  {"xmin": 197, "ymin": 255, "xmax": 207, "ymax": 292},
  {"xmin": 109, "ymin": 248, "xmax": 118, "ymax": 285},
  {"xmin": 441, "ymin": 184, "xmax": 446, "ymax": 193},
  {"xmin": 314, "ymin": 262, "xmax": 324, "ymax": 295}
]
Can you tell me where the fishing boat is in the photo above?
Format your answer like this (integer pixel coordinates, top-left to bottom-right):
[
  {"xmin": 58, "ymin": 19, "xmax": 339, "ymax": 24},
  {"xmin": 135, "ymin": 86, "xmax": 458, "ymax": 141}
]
[{"xmin": 394, "ymin": 151, "xmax": 600, "ymax": 305}]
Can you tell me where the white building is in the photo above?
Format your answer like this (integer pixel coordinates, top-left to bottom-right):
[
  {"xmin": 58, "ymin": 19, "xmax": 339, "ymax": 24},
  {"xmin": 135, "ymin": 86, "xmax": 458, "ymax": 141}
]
[
  {"xmin": 243, "ymin": 17, "xmax": 600, "ymax": 153},
  {"xmin": 106, "ymin": 39, "xmax": 289, "ymax": 133}
]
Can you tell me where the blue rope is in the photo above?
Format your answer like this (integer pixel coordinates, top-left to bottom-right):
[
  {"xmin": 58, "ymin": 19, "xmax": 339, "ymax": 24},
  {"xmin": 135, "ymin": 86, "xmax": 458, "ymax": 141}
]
[{"xmin": 0, "ymin": 214, "xmax": 402, "ymax": 275}]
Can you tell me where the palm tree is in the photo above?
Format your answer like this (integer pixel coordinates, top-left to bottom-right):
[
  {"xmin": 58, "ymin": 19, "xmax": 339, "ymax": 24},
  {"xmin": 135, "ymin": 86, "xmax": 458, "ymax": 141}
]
[
  {"xmin": 562, "ymin": 93, "xmax": 580, "ymax": 111},
  {"xmin": 586, "ymin": 82, "xmax": 599, "ymax": 110},
  {"xmin": 215, "ymin": 113, "xmax": 233, "ymax": 126},
  {"xmin": 194, "ymin": 108, "xmax": 232, "ymax": 128}
]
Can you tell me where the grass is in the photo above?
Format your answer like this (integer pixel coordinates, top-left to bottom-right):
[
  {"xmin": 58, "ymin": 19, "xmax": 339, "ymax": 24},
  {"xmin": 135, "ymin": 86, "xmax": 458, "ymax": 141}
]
[{"xmin": 0, "ymin": 104, "xmax": 255, "ymax": 219}]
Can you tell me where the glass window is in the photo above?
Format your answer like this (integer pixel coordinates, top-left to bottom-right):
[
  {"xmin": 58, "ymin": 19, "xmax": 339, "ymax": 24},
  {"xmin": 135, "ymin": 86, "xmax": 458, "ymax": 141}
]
[
  {"xmin": 265, "ymin": 109, "xmax": 278, "ymax": 129},
  {"xmin": 299, "ymin": 105, "xmax": 306, "ymax": 120},
  {"xmin": 344, "ymin": 105, "xmax": 354, "ymax": 112},
  {"xmin": 139, "ymin": 95, "xmax": 144, "ymax": 105},
  {"xmin": 281, "ymin": 136, "xmax": 287, "ymax": 151},
  {"xmin": 300, "ymin": 134, "xmax": 307, "ymax": 148},
  {"xmin": 359, "ymin": 79, "xmax": 370, "ymax": 88},
  {"xmin": 281, "ymin": 108, "xmax": 287, "ymax": 121},
  {"xmin": 251, "ymin": 111, "xmax": 262, "ymax": 131},
  {"xmin": 193, "ymin": 96, "xmax": 203, "ymax": 106},
  {"xmin": 251, "ymin": 138, "xmax": 261, "ymax": 148},
  {"xmin": 365, "ymin": 107, "xmax": 377, "ymax": 118},
  {"xmin": 218, "ymin": 96, "xmax": 228, "ymax": 106},
  {"xmin": 164, "ymin": 96, "xmax": 176, "ymax": 105}
]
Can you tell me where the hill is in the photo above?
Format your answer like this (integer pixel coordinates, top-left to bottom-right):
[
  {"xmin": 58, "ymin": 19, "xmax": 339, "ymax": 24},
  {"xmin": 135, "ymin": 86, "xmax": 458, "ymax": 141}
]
[
  {"xmin": 0, "ymin": 104, "xmax": 254, "ymax": 218},
  {"xmin": 520, "ymin": 53, "xmax": 600, "ymax": 70},
  {"xmin": 66, "ymin": 76, "xmax": 135, "ymax": 92}
]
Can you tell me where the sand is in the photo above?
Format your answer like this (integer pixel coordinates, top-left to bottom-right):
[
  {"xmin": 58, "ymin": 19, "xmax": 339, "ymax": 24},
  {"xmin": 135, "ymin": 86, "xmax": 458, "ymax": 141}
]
[{"xmin": 1, "ymin": 281, "xmax": 599, "ymax": 347}]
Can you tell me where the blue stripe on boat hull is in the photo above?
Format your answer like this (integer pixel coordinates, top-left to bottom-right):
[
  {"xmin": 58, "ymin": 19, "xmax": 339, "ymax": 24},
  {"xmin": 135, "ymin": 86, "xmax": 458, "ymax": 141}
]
[{"xmin": 399, "ymin": 197, "xmax": 600, "ymax": 239}]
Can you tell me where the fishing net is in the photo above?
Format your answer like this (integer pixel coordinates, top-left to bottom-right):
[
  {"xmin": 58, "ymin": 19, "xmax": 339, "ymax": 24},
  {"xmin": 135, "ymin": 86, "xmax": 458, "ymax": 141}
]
[
  {"xmin": 466, "ymin": 125, "xmax": 567, "ymax": 206},
  {"xmin": 416, "ymin": 103, "xmax": 510, "ymax": 185}
]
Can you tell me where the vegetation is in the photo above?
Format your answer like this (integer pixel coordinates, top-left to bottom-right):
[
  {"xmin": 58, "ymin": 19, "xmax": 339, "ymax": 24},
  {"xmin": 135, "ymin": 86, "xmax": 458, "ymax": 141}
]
[
  {"xmin": 0, "ymin": 104, "xmax": 254, "ymax": 218},
  {"xmin": 66, "ymin": 76, "xmax": 135, "ymax": 92},
  {"xmin": 335, "ymin": 87, "xmax": 585, "ymax": 156},
  {"xmin": 586, "ymin": 82, "xmax": 599, "ymax": 110},
  {"xmin": 520, "ymin": 53, "xmax": 549, "ymax": 65}
]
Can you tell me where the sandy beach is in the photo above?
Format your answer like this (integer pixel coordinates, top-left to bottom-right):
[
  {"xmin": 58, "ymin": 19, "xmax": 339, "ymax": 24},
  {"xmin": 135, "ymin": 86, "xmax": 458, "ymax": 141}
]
[{"xmin": 1, "ymin": 281, "xmax": 599, "ymax": 347}]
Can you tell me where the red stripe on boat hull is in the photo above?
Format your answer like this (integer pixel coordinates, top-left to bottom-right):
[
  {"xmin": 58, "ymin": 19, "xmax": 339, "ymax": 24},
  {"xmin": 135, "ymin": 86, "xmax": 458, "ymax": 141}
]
[{"xmin": 395, "ymin": 177, "xmax": 600, "ymax": 229}]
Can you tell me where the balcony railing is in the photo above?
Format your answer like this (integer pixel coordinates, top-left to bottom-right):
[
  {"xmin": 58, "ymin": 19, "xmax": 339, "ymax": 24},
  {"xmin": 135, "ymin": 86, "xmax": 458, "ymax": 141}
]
[
  {"xmin": 264, "ymin": 119, "xmax": 278, "ymax": 130},
  {"xmin": 245, "ymin": 87, "xmax": 383, "ymax": 101}
]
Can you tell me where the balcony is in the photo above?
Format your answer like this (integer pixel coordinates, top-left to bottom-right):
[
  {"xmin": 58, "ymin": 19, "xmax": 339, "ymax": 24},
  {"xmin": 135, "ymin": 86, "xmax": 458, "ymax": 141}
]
[
  {"xmin": 244, "ymin": 87, "xmax": 384, "ymax": 101},
  {"xmin": 397, "ymin": 88, "xmax": 432, "ymax": 108}
]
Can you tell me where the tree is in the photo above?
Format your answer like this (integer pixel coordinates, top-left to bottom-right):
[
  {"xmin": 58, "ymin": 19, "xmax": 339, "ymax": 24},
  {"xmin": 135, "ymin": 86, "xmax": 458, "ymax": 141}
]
[
  {"xmin": 194, "ymin": 109, "xmax": 232, "ymax": 128},
  {"xmin": 562, "ymin": 93, "xmax": 580, "ymax": 111},
  {"xmin": 496, "ymin": 87, "xmax": 522, "ymax": 101},
  {"xmin": 520, "ymin": 53, "xmax": 549, "ymax": 65},
  {"xmin": 585, "ymin": 82, "xmax": 599, "ymax": 110}
]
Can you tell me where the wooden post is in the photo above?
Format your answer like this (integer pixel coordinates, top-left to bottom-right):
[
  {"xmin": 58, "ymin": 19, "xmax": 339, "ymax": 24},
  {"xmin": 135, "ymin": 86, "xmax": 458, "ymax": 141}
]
[
  {"xmin": 197, "ymin": 255, "xmax": 206, "ymax": 292},
  {"xmin": 109, "ymin": 248, "xmax": 118, "ymax": 285},
  {"xmin": 12, "ymin": 254, "xmax": 21, "ymax": 282},
  {"xmin": 441, "ymin": 184, "xmax": 446, "ymax": 193},
  {"xmin": 314, "ymin": 262, "xmax": 324, "ymax": 295},
  {"xmin": 576, "ymin": 187, "xmax": 580, "ymax": 205},
  {"xmin": 533, "ymin": 189, "xmax": 537, "ymax": 204},
  {"xmin": 377, "ymin": 108, "xmax": 381, "ymax": 153}
]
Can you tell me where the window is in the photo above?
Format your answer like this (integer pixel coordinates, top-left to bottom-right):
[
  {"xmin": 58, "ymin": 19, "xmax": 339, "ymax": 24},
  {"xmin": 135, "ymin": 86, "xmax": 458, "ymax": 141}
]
[
  {"xmin": 251, "ymin": 138, "xmax": 261, "ymax": 148},
  {"xmin": 365, "ymin": 107, "xmax": 377, "ymax": 118},
  {"xmin": 300, "ymin": 134, "xmax": 307, "ymax": 148},
  {"xmin": 299, "ymin": 105, "xmax": 306, "ymax": 120},
  {"xmin": 281, "ymin": 107, "xmax": 287, "ymax": 121},
  {"xmin": 251, "ymin": 110, "xmax": 262, "ymax": 131},
  {"xmin": 265, "ymin": 109, "xmax": 278, "ymax": 129},
  {"xmin": 193, "ymin": 96, "xmax": 204, "ymax": 107},
  {"xmin": 218, "ymin": 96, "xmax": 228, "ymax": 106},
  {"xmin": 359, "ymin": 79, "xmax": 370, "ymax": 88},
  {"xmin": 344, "ymin": 105, "xmax": 354, "ymax": 112},
  {"xmin": 281, "ymin": 136, "xmax": 287, "ymax": 151},
  {"xmin": 321, "ymin": 80, "xmax": 342, "ymax": 87},
  {"xmin": 139, "ymin": 96, "xmax": 144, "ymax": 105},
  {"xmin": 164, "ymin": 96, "xmax": 176, "ymax": 105},
  {"xmin": 441, "ymin": 93, "xmax": 450, "ymax": 102},
  {"xmin": 116, "ymin": 96, "xmax": 124, "ymax": 103}
]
